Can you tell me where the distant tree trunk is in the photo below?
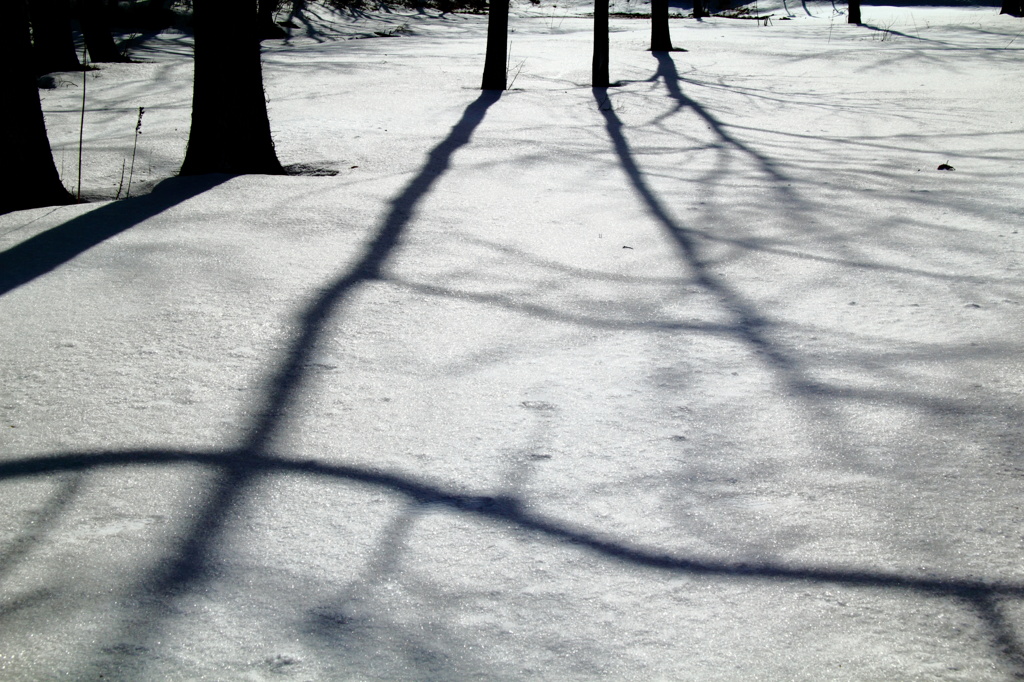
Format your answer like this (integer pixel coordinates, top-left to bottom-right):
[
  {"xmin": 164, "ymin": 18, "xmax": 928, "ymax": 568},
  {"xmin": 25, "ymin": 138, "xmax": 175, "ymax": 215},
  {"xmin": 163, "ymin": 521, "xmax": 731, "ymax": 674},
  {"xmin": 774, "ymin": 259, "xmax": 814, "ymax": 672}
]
[
  {"xmin": 180, "ymin": 0, "xmax": 284, "ymax": 176},
  {"xmin": 2, "ymin": 0, "xmax": 75, "ymax": 214},
  {"xmin": 258, "ymin": 0, "xmax": 287, "ymax": 39},
  {"xmin": 481, "ymin": 0, "xmax": 509, "ymax": 90},
  {"xmin": 29, "ymin": 0, "xmax": 81, "ymax": 75},
  {"xmin": 693, "ymin": 0, "xmax": 707, "ymax": 19},
  {"xmin": 593, "ymin": 0, "xmax": 609, "ymax": 87},
  {"xmin": 1001, "ymin": 0, "xmax": 1023, "ymax": 16},
  {"xmin": 848, "ymin": 0, "xmax": 861, "ymax": 24},
  {"xmin": 651, "ymin": 0, "xmax": 674, "ymax": 51},
  {"xmin": 79, "ymin": 0, "xmax": 129, "ymax": 63}
]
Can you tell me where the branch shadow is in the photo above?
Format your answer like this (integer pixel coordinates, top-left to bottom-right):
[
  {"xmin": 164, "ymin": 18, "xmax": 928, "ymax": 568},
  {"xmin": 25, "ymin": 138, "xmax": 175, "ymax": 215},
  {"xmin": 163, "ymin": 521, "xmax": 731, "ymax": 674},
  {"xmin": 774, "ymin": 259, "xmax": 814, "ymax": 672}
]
[
  {"xmin": 0, "ymin": 472, "xmax": 85, "ymax": 582},
  {"xmin": 241, "ymin": 89, "xmax": 502, "ymax": 452},
  {"xmin": 2, "ymin": 445, "xmax": 1024, "ymax": 674},
  {"xmin": 2, "ymin": 42, "xmax": 1022, "ymax": 679},
  {"xmin": 57, "ymin": 88, "xmax": 503, "ymax": 674},
  {"xmin": 593, "ymin": 77, "xmax": 795, "ymax": 378},
  {"xmin": 590, "ymin": 51, "xmax": 1024, "ymax": 676}
]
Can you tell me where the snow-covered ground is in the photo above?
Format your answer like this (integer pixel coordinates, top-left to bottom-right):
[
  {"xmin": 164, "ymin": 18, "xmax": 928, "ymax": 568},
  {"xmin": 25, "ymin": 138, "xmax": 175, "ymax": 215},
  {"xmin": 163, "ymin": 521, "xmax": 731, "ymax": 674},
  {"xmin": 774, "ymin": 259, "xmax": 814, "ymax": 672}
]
[{"xmin": 2, "ymin": 2, "xmax": 1023, "ymax": 679}]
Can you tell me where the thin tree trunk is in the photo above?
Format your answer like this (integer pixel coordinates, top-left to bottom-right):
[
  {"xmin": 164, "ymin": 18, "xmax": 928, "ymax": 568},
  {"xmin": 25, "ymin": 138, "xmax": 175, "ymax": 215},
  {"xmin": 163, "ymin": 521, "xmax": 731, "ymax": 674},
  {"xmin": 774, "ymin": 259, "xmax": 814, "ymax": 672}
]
[
  {"xmin": 180, "ymin": 0, "xmax": 284, "ymax": 176},
  {"xmin": 79, "ymin": 0, "xmax": 129, "ymax": 63},
  {"xmin": 2, "ymin": 0, "xmax": 75, "ymax": 213},
  {"xmin": 593, "ymin": 0, "xmax": 609, "ymax": 87},
  {"xmin": 848, "ymin": 0, "xmax": 861, "ymax": 24},
  {"xmin": 693, "ymin": 0, "xmax": 707, "ymax": 19},
  {"xmin": 29, "ymin": 0, "xmax": 81, "ymax": 75},
  {"xmin": 651, "ymin": 0, "xmax": 674, "ymax": 51},
  {"xmin": 481, "ymin": 0, "xmax": 509, "ymax": 90}
]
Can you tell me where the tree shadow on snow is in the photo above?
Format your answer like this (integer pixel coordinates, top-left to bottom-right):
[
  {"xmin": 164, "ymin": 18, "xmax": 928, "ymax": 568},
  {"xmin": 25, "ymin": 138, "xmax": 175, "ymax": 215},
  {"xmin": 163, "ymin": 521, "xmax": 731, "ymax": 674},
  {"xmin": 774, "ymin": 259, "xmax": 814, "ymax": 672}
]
[
  {"xmin": 0, "ymin": 175, "xmax": 228, "ymax": 298},
  {"xmin": 591, "ymin": 51, "xmax": 1024, "ymax": 676},
  {"xmin": 44, "ymin": 88, "xmax": 501, "ymax": 675},
  {"xmin": 2, "ymin": 442, "xmax": 1024, "ymax": 674},
  {"xmin": 2, "ymin": 65, "xmax": 1024, "ymax": 679}
]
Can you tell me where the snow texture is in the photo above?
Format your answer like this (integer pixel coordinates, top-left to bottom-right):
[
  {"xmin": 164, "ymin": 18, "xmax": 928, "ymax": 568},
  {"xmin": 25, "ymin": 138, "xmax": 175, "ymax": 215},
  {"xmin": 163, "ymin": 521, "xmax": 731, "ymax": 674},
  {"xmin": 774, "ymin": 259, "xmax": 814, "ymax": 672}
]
[{"xmin": 1, "ymin": 1, "xmax": 1023, "ymax": 679}]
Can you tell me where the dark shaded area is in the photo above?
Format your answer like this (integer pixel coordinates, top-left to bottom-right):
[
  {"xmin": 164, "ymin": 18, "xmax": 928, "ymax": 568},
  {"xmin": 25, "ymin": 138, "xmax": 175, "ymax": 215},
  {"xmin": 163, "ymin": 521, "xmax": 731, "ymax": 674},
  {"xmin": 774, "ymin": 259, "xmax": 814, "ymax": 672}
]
[
  {"xmin": 0, "ymin": 175, "xmax": 227, "ymax": 297},
  {"xmin": 107, "ymin": 0, "xmax": 179, "ymax": 31}
]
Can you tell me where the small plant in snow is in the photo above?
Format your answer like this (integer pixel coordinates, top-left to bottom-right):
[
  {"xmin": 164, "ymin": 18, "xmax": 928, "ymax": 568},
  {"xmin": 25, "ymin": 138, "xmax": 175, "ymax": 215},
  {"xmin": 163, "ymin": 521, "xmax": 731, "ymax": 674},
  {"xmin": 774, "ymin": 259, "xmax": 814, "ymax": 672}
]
[
  {"xmin": 77, "ymin": 44, "xmax": 88, "ymax": 201},
  {"xmin": 506, "ymin": 42, "xmax": 526, "ymax": 89},
  {"xmin": 117, "ymin": 107, "xmax": 145, "ymax": 200},
  {"xmin": 873, "ymin": 18, "xmax": 899, "ymax": 41}
]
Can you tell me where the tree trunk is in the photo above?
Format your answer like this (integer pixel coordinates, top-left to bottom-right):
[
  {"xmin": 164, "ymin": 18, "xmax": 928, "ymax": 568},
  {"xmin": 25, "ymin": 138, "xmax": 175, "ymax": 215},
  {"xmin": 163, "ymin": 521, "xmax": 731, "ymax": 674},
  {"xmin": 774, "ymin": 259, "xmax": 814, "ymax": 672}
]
[
  {"xmin": 651, "ymin": 0, "xmax": 674, "ymax": 51},
  {"xmin": 180, "ymin": 0, "xmax": 284, "ymax": 176},
  {"xmin": 258, "ymin": 0, "xmax": 287, "ymax": 40},
  {"xmin": 848, "ymin": 0, "xmax": 861, "ymax": 24},
  {"xmin": 2, "ymin": 0, "xmax": 75, "ymax": 214},
  {"xmin": 693, "ymin": 0, "xmax": 707, "ymax": 19},
  {"xmin": 593, "ymin": 0, "xmax": 609, "ymax": 87},
  {"xmin": 1001, "ymin": 0, "xmax": 1023, "ymax": 16},
  {"xmin": 28, "ymin": 0, "xmax": 81, "ymax": 75},
  {"xmin": 481, "ymin": 0, "xmax": 509, "ymax": 90},
  {"xmin": 79, "ymin": 0, "xmax": 129, "ymax": 63}
]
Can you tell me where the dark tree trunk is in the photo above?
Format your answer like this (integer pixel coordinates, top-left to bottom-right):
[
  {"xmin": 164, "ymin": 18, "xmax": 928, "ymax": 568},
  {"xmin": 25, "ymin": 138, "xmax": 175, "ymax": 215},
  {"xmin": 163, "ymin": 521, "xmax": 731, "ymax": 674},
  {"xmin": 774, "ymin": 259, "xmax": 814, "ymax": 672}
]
[
  {"xmin": 593, "ymin": 0, "xmax": 609, "ymax": 87},
  {"xmin": 258, "ymin": 0, "xmax": 287, "ymax": 40},
  {"xmin": 481, "ymin": 0, "xmax": 509, "ymax": 90},
  {"xmin": 651, "ymin": 0, "xmax": 674, "ymax": 51},
  {"xmin": 2, "ymin": 0, "xmax": 75, "ymax": 214},
  {"xmin": 848, "ymin": 0, "xmax": 861, "ymax": 24},
  {"xmin": 1001, "ymin": 0, "xmax": 1023, "ymax": 16},
  {"xmin": 693, "ymin": 0, "xmax": 707, "ymax": 19},
  {"xmin": 29, "ymin": 0, "xmax": 81, "ymax": 75},
  {"xmin": 79, "ymin": 0, "xmax": 129, "ymax": 63},
  {"xmin": 180, "ymin": 0, "xmax": 284, "ymax": 176}
]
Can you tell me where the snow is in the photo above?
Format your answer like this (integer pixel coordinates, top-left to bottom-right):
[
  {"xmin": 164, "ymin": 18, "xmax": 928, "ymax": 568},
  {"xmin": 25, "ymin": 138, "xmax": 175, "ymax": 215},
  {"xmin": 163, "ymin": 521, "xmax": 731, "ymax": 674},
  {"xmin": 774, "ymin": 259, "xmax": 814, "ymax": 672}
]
[{"xmin": 2, "ymin": 1, "xmax": 1024, "ymax": 679}]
